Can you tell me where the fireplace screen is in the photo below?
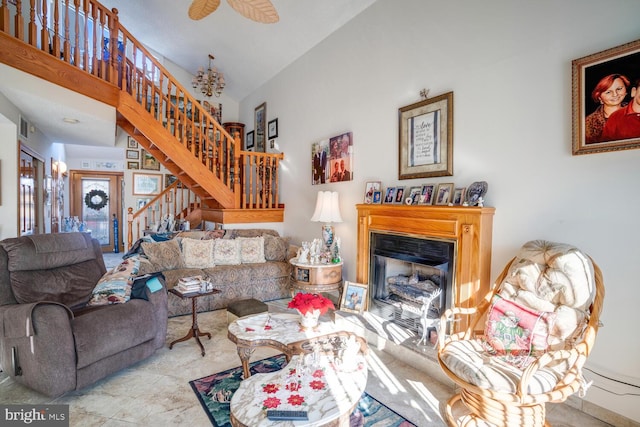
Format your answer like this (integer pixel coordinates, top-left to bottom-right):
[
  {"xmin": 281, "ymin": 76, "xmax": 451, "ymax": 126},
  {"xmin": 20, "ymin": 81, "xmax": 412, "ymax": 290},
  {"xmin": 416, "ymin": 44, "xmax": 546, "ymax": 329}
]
[{"xmin": 368, "ymin": 232, "xmax": 454, "ymax": 334}]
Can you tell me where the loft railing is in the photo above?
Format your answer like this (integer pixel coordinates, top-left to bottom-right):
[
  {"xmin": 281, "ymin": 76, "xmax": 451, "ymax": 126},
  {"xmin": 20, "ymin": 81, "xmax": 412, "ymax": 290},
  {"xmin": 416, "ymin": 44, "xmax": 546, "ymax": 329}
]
[
  {"xmin": 126, "ymin": 180, "xmax": 202, "ymax": 246},
  {"xmin": 1, "ymin": 0, "xmax": 283, "ymax": 210}
]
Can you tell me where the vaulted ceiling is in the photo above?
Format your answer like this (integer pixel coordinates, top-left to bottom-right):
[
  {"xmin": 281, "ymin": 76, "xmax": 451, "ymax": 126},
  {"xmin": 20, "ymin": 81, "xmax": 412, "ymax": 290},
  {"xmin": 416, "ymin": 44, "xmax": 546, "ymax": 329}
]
[{"xmin": 0, "ymin": 0, "xmax": 377, "ymax": 156}]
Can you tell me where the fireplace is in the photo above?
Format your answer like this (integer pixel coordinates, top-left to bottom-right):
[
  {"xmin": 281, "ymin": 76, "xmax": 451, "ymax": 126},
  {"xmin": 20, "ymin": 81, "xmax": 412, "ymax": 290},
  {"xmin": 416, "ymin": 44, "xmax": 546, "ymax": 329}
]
[
  {"xmin": 369, "ymin": 232, "xmax": 454, "ymax": 333},
  {"xmin": 356, "ymin": 204, "xmax": 495, "ymax": 334}
]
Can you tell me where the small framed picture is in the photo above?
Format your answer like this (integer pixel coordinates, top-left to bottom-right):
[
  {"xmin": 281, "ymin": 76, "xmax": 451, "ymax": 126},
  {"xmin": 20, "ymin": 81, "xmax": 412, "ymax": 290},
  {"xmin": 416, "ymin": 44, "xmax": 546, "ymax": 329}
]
[
  {"xmin": 127, "ymin": 161, "xmax": 139, "ymax": 170},
  {"xmin": 372, "ymin": 190, "xmax": 382, "ymax": 204},
  {"xmin": 435, "ymin": 183, "xmax": 454, "ymax": 205},
  {"xmin": 394, "ymin": 186, "xmax": 406, "ymax": 204},
  {"xmin": 268, "ymin": 118, "xmax": 278, "ymax": 139},
  {"xmin": 340, "ymin": 281, "xmax": 368, "ymax": 314},
  {"xmin": 141, "ymin": 149, "xmax": 160, "ymax": 171},
  {"xmin": 126, "ymin": 149, "xmax": 139, "ymax": 160},
  {"xmin": 452, "ymin": 187, "xmax": 466, "ymax": 205},
  {"xmin": 136, "ymin": 198, "xmax": 151, "ymax": 211},
  {"xmin": 420, "ymin": 184, "xmax": 435, "ymax": 205},
  {"xmin": 383, "ymin": 187, "xmax": 396, "ymax": 204},
  {"xmin": 408, "ymin": 186, "xmax": 422, "ymax": 205},
  {"xmin": 363, "ymin": 181, "xmax": 381, "ymax": 204},
  {"xmin": 246, "ymin": 130, "xmax": 255, "ymax": 151},
  {"xmin": 127, "ymin": 136, "xmax": 138, "ymax": 149}
]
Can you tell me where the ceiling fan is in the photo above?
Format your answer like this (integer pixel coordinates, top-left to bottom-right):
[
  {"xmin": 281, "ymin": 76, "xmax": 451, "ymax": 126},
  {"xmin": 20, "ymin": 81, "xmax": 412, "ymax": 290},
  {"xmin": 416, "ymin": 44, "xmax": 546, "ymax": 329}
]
[{"xmin": 189, "ymin": 0, "xmax": 279, "ymax": 24}]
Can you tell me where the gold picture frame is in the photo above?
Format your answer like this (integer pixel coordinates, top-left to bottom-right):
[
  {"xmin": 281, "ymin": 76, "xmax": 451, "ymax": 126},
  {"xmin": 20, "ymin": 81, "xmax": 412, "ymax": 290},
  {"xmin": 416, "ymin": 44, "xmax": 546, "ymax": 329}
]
[
  {"xmin": 140, "ymin": 148, "xmax": 160, "ymax": 171},
  {"xmin": 133, "ymin": 173, "xmax": 162, "ymax": 195},
  {"xmin": 340, "ymin": 281, "xmax": 368, "ymax": 314},
  {"xmin": 572, "ymin": 38, "xmax": 640, "ymax": 155},
  {"xmin": 398, "ymin": 92, "xmax": 453, "ymax": 179},
  {"xmin": 254, "ymin": 102, "xmax": 267, "ymax": 153}
]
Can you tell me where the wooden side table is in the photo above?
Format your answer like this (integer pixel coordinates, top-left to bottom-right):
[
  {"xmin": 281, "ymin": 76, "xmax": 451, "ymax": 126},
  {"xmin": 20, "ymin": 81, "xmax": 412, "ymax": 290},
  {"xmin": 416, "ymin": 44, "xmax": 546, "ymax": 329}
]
[
  {"xmin": 290, "ymin": 258, "xmax": 343, "ymax": 296},
  {"xmin": 168, "ymin": 288, "xmax": 220, "ymax": 356}
]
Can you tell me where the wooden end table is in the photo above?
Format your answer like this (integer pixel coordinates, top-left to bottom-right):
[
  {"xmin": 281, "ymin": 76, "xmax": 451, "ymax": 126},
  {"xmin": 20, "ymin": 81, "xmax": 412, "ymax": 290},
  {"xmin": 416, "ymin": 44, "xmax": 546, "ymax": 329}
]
[{"xmin": 168, "ymin": 288, "xmax": 220, "ymax": 356}]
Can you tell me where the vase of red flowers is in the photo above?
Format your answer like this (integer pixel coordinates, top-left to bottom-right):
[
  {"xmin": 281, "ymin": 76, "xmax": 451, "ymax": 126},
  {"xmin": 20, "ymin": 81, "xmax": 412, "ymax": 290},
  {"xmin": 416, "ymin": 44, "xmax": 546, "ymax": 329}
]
[{"xmin": 288, "ymin": 292, "xmax": 335, "ymax": 329}]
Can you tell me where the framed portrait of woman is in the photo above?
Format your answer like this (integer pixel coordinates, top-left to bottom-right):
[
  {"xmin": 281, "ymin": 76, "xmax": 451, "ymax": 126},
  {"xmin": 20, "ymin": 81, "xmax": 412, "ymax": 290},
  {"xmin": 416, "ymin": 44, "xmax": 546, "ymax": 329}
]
[{"xmin": 572, "ymin": 38, "xmax": 640, "ymax": 155}]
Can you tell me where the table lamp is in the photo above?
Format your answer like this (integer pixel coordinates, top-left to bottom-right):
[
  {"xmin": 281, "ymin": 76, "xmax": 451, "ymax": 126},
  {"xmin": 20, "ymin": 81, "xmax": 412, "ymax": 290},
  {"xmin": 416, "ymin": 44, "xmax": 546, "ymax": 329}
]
[{"xmin": 310, "ymin": 191, "xmax": 342, "ymax": 251}]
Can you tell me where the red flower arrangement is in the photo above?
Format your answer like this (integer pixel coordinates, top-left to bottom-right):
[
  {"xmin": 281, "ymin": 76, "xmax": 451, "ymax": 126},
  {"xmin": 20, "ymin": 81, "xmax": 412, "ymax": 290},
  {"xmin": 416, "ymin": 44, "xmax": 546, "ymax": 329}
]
[{"xmin": 288, "ymin": 293, "xmax": 335, "ymax": 315}]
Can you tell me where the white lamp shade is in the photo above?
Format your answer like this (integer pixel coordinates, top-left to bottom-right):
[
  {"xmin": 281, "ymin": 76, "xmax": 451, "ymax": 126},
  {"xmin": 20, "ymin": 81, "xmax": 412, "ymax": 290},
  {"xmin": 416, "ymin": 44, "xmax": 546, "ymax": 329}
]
[{"xmin": 311, "ymin": 191, "xmax": 342, "ymax": 223}]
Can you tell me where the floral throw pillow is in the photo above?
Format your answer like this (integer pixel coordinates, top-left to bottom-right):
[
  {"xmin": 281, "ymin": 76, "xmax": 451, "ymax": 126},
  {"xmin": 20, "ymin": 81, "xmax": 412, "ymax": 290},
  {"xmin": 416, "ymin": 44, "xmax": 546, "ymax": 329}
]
[
  {"xmin": 483, "ymin": 294, "xmax": 556, "ymax": 368},
  {"xmin": 141, "ymin": 239, "xmax": 185, "ymax": 271},
  {"xmin": 213, "ymin": 239, "xmax": 242, "ymax": 265},
  {"xmin": 181, "ymin": 238, "xmax": 215, "ymax": 268},
  {"xmin": 238, "ymin": 236, "xmax": 266, "ymax": 263}
]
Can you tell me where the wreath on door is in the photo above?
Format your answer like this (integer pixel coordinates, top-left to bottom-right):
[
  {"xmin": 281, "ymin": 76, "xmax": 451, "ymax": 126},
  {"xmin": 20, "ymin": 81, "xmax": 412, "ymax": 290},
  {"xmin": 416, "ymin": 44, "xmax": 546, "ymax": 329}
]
[{"xmin": 85, "ymin": 189, "xmax": 109, "ymax": 211}]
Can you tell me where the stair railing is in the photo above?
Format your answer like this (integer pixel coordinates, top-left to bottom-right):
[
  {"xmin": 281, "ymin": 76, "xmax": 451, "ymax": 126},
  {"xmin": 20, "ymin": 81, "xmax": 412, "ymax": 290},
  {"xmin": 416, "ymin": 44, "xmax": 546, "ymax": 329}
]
[
  {"xmin": 126, "ymin": 180, "xmax": 202, "ymax": 247},
  {"xmin": 1, "ymin": 0, "xmax": 283, "ymax": 211}
]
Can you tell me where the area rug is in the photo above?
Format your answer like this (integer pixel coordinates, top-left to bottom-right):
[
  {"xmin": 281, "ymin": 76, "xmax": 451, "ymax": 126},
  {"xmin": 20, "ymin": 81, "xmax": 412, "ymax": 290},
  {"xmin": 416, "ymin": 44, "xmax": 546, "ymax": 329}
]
[{"xmin": 189, "ymin": 354, "xmax": 416, "ymax": 427}]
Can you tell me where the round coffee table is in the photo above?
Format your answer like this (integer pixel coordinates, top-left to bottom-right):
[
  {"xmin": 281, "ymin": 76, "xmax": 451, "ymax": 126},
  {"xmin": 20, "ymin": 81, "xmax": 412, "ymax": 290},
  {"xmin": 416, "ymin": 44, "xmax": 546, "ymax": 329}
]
[{"xmin": 230, "ymin": 353, "xmax": 367, "ymax": 427}]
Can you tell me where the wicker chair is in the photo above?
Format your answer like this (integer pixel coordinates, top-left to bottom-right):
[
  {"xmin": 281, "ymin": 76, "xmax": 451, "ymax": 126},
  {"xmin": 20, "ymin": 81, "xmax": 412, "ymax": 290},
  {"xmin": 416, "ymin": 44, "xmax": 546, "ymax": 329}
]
[{"xmin": 437, "ymin": 240, "xmax": 604, "ymax": 427}]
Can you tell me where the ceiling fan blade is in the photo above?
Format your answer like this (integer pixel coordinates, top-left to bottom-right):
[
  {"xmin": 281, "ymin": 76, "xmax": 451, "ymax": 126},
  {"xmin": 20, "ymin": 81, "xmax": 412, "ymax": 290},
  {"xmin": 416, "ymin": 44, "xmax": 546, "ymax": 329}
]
[
  {"xmin": 188, "ymin": 0, "xmax": 221, "ymax": 20},
  {"xmin": 227, "ymin": 0, "xmax": 279, "ymax": 24}
]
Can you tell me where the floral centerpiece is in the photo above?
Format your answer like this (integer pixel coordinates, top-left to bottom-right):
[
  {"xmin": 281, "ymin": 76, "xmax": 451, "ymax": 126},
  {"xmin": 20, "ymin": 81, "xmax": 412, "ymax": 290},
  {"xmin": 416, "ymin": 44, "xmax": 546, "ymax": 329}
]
[{"xmin": 288, "ymin": 293, "xmax": 335, "ymax": 328}]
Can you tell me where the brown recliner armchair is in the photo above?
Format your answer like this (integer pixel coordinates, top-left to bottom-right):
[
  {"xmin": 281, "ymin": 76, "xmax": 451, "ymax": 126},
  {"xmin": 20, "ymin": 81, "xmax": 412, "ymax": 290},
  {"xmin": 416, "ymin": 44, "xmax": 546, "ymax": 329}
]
[
  {"xmin": 0, "ymin": 232, "xmax": 168, "ymax": 397},
  {"xmin": 438, "ymin": 240, "xmax": 604, "ymax": 427}
]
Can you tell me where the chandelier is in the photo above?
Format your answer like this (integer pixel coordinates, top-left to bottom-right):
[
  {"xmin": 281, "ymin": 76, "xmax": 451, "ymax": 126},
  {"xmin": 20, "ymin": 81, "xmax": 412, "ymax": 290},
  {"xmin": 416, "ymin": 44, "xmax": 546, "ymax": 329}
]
[{"xmin": 192, "ymin": 54, "xmax": 225, "ymax": 98}]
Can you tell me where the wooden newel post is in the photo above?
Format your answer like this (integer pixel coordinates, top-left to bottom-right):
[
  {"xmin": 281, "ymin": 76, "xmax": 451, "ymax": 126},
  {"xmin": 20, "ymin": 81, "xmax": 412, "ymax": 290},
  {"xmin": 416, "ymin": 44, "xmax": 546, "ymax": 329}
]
[
  {"xmin": 232, "ymin": 130, "xmax": 242, "ymax": 209},
  {"xmin": 127, "ymin": 207, "xmax": 133, "ymax": 251}
]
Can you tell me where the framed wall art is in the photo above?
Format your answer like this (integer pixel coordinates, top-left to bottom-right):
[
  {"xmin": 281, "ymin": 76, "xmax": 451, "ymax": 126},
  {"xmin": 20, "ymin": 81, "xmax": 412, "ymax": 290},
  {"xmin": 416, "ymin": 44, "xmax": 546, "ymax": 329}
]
[
  {"xmin": 311, "ymin": 140, "xmax": 329, "ymax": 185},
  {"xmin": 127, "ymin": 136, "xmax": 138, "ymax": 149},
  {"xmin": 254, "ymin": 102, "xmax": 266, "ymax": 152},
  {"xmin": 126, "ymin": 150, "xmax": 139, "ymax": 160},
  {"xmin": 246, "ymin": 131, "xmax": 255, "ymax": 151},
  {"xmin": 340, "ymin": 281, "xmax": 368, "ymax": 314},
  {"xmin": 268, "ymin": 118, "xmax": 278, "ymax": 139},
  {"xmin": 140, "ymin": 148, "xmax": 160, "ymax": 171},
  {"xmin": 398, "ymin": 92, "xmax": 453, "ymax": 179},
  {"xmin": 572, "ymin": 38, "xmax": 640, "ymax": 155},
  {"xmin": 133, "ymin": 173, "xmax": 162, "ymax": 195},
  {"xmin": 127, "ymin": 161, "xmax": 139, "ymax": 170}
]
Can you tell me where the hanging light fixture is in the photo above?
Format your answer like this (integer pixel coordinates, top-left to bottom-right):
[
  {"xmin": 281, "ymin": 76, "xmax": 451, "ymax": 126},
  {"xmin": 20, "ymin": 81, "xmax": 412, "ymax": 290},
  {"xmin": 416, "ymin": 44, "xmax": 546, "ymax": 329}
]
[{"xmin": 192, "ymin": 54, "xmax": 225, "ymax": 98}]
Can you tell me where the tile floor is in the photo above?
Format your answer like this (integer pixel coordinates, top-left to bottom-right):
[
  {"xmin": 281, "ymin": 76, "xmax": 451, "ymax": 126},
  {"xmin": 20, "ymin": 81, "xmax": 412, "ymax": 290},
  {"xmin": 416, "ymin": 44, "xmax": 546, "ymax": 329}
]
[{"xmin": 0, "ymin": 306, "xmax": 617, "ymax": 426}]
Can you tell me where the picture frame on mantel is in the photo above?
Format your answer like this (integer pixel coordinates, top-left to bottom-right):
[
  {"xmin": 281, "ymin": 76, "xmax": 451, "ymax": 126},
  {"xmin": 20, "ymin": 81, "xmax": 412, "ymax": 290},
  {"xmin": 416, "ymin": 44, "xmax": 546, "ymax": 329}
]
[
  {"xmin": 398, "ymin": 91, "xmax": 453, "ymax": 179},
  {"xmin": 572, "ymin": 38, "xmax": 640, "ymax": 155},
  {"xmin": 254, "ymin": 102, "xmax": 267, "ymax": 152}
]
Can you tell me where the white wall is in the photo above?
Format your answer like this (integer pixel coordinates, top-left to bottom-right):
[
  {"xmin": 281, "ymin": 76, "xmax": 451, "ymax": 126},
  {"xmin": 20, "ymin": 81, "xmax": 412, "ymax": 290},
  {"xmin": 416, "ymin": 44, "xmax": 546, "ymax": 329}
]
[{"xmin": 239, "ymin": 0, "xmax": 640, "ymax": 421}]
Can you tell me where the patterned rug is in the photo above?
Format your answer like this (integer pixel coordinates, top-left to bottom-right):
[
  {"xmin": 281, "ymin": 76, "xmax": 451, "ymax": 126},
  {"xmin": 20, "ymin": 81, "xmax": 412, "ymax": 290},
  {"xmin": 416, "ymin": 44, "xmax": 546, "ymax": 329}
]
[{"xmin": 189, "ymin": 354, "xmax": 416, "ymax": 427}]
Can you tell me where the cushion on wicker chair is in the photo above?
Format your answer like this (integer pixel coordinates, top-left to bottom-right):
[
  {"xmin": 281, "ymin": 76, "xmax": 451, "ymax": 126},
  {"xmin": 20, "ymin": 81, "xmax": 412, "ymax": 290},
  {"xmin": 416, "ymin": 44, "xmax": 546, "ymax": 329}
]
[{"xmin": 440, "ymin": 240, "xmax": 596, "ymax": 393}]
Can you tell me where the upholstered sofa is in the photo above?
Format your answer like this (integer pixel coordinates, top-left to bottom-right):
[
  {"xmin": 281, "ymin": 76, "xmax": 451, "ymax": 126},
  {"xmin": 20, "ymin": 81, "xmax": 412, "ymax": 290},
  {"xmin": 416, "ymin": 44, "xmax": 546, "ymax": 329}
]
[
  {"xmin": 130, "ymin": 228, "xmax": 296, "ymax": 317},
  {"xmin": 0, "ymin": 233, "xmax": 168, "ymax": 397}
]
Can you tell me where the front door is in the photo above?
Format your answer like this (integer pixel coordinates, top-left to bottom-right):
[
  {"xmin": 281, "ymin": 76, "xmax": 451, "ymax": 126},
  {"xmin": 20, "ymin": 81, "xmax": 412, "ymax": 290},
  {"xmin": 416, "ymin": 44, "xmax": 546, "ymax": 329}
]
[{"xmin": 69, "ymin": 171, "xmax": 123, "ymax": 253}]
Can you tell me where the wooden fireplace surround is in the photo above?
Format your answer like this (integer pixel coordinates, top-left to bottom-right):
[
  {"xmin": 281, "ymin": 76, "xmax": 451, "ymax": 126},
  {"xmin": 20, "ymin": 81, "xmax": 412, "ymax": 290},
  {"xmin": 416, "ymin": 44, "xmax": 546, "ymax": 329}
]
[{"xmin": 356, "ymin": 204, "xmax": 495, "ymax": 333}]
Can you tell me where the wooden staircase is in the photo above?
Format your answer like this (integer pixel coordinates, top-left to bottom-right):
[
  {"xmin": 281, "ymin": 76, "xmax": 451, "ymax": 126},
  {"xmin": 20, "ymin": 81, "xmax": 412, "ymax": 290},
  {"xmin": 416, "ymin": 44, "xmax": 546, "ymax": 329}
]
[{"xmin": 0, "ymin": 0, "xmax": 284, "ymax": 231}]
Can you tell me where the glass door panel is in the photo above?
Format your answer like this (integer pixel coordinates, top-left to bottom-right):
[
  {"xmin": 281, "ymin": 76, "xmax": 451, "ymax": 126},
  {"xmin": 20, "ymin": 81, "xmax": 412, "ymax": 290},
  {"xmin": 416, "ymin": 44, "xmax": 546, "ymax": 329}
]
[{"xmin": 81, "ymin": 178, "xmax": 110, "ymax": 245}]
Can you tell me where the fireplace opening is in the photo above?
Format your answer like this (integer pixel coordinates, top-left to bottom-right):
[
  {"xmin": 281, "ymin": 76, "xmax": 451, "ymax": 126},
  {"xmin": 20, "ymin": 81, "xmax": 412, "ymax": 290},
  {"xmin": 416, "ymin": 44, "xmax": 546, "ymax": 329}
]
[{"xmin": 368, "ymin": 232, "xmax": 455, "ymax": 336}]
